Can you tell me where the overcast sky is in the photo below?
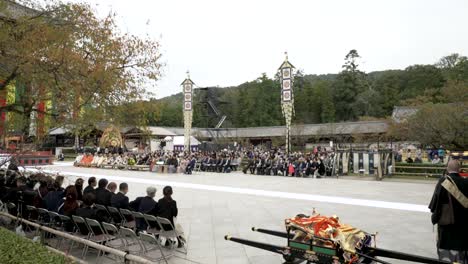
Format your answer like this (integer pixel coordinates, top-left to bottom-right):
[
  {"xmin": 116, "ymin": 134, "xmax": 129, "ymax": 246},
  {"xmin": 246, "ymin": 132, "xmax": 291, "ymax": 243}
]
[{"xmin": 67, "ymin": 0, "xmax": 468, "ymax": 98}]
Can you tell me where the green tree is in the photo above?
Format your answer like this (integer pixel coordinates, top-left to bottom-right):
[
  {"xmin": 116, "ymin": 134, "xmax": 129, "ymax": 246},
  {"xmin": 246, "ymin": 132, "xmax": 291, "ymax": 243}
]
[
  {"xmin": 401, "ymin": 65, "xmax": 445, "ymax": 100},
  {"xmin": 437, "ymin": 53, "xmax": 468, "ymax": 82},
  {"xmin": 390, "ymin": 103, "xmax": 467, "ymax": 149},
  {"xmin": 333, "ymin": 49, "xmax": 369, "ymax": 121},
  {"xmin": 0, "ymin": 1, "xmax": 162, "ymax": 142},
  {"xmin": 367, "ymin": 70, "xmax": 405, "ymax": 117}
]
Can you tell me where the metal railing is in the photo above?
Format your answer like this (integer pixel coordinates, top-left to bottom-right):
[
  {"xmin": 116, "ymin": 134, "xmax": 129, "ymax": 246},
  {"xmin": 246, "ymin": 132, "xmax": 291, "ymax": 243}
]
[{"xmin": 0, "ymin": 212, "xmax": 157, "ymax": 264}]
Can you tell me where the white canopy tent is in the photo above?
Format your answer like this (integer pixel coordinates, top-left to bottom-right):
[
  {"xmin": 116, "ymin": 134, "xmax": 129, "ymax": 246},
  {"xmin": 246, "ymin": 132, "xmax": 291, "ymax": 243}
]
[{"xmin": 171, "ymin": 136, "xmax": 200, "ymax": 152}]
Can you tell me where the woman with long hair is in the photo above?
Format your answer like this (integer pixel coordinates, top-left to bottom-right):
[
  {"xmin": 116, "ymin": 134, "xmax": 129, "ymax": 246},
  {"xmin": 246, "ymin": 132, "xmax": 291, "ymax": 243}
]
[
  {"xmin": 74, "ymin": 178, "xmax": 84, "ymax": 201},
  {"xmin": 59, "ymin": 185, "xmax": 79, "ymax": 217}
]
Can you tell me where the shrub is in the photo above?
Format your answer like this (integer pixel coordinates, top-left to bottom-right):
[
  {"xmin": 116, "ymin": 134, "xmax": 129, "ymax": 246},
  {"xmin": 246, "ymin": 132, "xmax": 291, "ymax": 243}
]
[{"xmin": 0, "ymin": 228, "xmax": 70, "ymax": 264}]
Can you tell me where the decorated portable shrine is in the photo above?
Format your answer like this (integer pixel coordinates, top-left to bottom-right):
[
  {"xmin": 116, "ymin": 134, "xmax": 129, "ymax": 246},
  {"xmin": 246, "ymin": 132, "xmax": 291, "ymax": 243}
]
[{"xmin": 225, "ymin": 211, "xmax": 450, "ymax": 264}]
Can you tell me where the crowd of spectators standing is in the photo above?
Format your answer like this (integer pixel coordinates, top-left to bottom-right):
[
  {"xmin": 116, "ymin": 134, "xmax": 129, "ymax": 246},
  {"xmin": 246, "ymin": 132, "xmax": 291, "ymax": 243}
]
[
  {"xmin": 0, "ymin": 170, "xmax": 184, "ymax": 245},
  {"xmin": 74, "ymin": 146, "xmax": 335, "ymax": 177}
]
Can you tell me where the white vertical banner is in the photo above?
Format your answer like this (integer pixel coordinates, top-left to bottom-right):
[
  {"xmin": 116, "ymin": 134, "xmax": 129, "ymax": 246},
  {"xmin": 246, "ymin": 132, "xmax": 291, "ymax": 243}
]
[
  {"xmin": 181, "ymin": 71, "xmax": 194, "ymax": 152},
  {"xmin": 279, "ymin": 52, "xmax": 295, "ymax": 154}
]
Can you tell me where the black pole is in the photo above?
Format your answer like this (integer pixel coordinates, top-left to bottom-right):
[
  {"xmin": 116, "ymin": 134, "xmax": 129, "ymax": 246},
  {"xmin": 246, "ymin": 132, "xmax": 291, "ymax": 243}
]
[
  {"xmin": 225, "ymin": 235, "xmax": 287, "ymax": 255},
  {"xmin": 371, "ymin": 247, "xmax": 450, "ymax": 264},
  {"xmin": 252, "ymin": 227, "xmax": 291, "ymax": 239}
]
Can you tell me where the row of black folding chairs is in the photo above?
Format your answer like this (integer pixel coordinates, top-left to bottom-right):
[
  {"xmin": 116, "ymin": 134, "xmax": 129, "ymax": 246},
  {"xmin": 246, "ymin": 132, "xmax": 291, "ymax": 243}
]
[
  {"xmin": 16, "ymin": 204, "xmax": 176, "ymax": 263},
  {"xmin": 85, "ymin": 204, "xmax": 187, "ymax": 255}
]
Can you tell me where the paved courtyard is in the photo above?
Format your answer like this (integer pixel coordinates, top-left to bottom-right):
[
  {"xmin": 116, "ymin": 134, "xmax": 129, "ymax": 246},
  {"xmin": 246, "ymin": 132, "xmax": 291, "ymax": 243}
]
[{"xmin": 41, "ymin": 163, "xmax": 439, "ymax": 264}]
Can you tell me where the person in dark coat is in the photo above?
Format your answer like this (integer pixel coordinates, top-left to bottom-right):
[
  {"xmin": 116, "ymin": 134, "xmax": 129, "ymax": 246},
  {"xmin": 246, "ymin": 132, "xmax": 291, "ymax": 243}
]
[
  {"xmin": 95, "ymin": 178, "xmax": 111, "ymax": 206},
  {"xmin": 43, "ymin": 181, "xmax": 65, "ymax": 212},
  {"xmin": 157, "ymin": 186, "xmax": 178, "ymax": 227},
  {"xmin": 185, "ymin": 156, "xmax": 196, "ymax": 174},
  {"xmin": 158, "ymin": 186, "xmax": 185, "ymax": 247},
  {"xmin": 83, "ymin": 177, "xmax": 97, "ymax": 195},
  {"xmin": 75, "ymin": 193, "xmax": 102, "ymax": 235},
  {"xmin": 54, "ymin": 176, "xmax": 65, "ymax": 192},
  {"xmin": 111, "ymin": 182, "xmax": 129, "ymax": 209},
  {"xmin": 60, "ymin": 185, "xmax": 79, "ymax": 217},
  {"xmin": 3, "ymin": 177, "xmax": 33, "ymax": 217},
  {"xmin": 107, "ymin": 182, "xmax": 117, "ymax": 201},
  {"xmin": 129, "ymin": 186, "xmax": 159, "ymax": 231},
  {"xmin": 74, "ymin": 178, "xmax": 84, "ymax": 201},
  {"xmin": 32, "ymin": 181, "xmax": 49, "ymax": 208},
  {"xmin": 429, "ymin": 160, "xmax": 468, "ymax": 262},
  {"xmin": 60, "ymin": 185, "xmax": 79, "ymax": 232}
]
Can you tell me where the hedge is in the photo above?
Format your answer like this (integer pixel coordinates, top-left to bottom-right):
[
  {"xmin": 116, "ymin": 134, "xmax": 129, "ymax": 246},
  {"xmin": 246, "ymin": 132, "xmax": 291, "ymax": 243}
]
[
  {"xmin": 394, "ymin": 162, "xmax": 468, "ymax": 176},
  {"xmin": 0, "ymin": 228, "xmax": 70, "ymax": 264},
  {"xmin": 395, "ymin": 162, "xmax": 468, "ymax": 168}
]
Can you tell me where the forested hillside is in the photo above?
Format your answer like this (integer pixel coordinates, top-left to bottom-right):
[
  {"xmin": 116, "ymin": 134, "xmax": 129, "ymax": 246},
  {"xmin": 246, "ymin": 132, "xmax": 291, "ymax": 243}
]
[{"xmin": 149, "ymin": 51, "xmax": 467, "ymax": 131}]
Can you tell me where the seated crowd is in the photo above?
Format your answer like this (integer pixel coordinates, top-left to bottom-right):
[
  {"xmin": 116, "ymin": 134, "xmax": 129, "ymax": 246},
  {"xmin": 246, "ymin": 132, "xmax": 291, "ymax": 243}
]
[
  {"xmin": 241, "ymin": 148, "xmax": 331, "ymax": 177},
  {"xmin": 0, "ymin": 171, "xmax": 184, "ymax": 247},
  {"xmin": 73, "ymin": 146, "xmax": 334, "ymax": 177},
  {"xmin": 74, "ymin": 149, "xmax": 242, "ymax": 175}
]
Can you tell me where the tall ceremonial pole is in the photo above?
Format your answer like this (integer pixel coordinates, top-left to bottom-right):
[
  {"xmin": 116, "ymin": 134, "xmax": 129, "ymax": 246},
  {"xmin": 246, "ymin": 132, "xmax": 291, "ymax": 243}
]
[
  {"xmin": 182, "ymin": 71, "xmax": 194, "ymax": 153},
  {"xmin": 279, "ymin": 52, "xmax": 295, "ymax": 154}
]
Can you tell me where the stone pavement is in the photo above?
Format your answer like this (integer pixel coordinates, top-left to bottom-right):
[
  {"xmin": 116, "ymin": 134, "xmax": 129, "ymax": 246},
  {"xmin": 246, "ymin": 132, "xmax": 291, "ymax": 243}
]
[{"xmin": 42, "ymin": 163, "xmax": 439, "ymax": 264}]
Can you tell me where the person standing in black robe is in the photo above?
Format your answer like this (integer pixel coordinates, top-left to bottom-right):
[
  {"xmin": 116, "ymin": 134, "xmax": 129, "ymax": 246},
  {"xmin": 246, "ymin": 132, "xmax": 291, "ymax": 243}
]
[{"xmin": 429, "ymin": 160, "xmax": 468, "ymax": 263}]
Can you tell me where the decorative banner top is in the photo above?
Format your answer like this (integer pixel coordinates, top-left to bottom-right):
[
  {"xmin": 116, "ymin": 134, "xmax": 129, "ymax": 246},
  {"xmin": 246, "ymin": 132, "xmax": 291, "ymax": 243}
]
[
  {"xmin": 278, "ymin": 52, "xmax": 296, "ymax": 70},
  {"xmin": 280, "ymin": 52, "xmax": 294, "ymax": 103},
  {"xmin": 181, "ymin": 70, "xmax": 195, "ymax": 86},
  {"xmin": 182, "ymin": 70, "xmax": 194, "ymax": 111}
]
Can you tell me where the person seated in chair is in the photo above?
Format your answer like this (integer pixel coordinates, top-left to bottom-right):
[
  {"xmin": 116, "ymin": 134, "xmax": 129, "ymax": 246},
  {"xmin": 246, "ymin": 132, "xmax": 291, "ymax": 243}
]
[
  {"xmin": 3, "ymin": 177, "xmax": 32, "ymax": 217},
  {"xmin": 111, "ymin": 182, "xmax": 129, "ymax": 209},
  {"xmin": 129, "ymin": 186, "xmax": 159, "ymax": 231},
  {"xmin": 137, "ymin": 154, "xmax": 149, "ymax": 165},
  {"xmin": 316, "ymin": 158, "xmax": 326, "ymax": 178},
  {"xmin": 222, "ymin": 156, "xmax": 231, "ymax": 173},
  {"xmin": 214, "ymin": 156, "xmax": 222, "ymax": 172},
  {"xmin": 264, "ymin": 156, "xmax": 272, "ymax": 175},
  {"xmin": 201, "ymin": 156, "xmax": 210, "ymax": 171},
  {"xmin": 304, "ymin": 158, "xmax": 312, "ymax": 177},
  {"xmin": 209, "ymin": 156, "xmax": 217, "ymax": 172},
  {"xmin": 83, "ymin": 177, "xmax": 97, "ymax": 195},
  {"xmin": 74, "ymin": 153, "xmax": 84, "ymax": 166},
  {"xmin": 95, "ymin": 178, "xmax": 111, "ymax": 206},
  {"xmin": 185, "ymin": 156, "xmax": 196, "ymax": 174},
  {"xmin": 271, "ymin": 157, "xmax": 279, "ymax": 176},
  {"xmin": 166, "ymin": 154, "xmax": 178, "ymax": 173},
  {"xmin": 230, "ymin": 155, "xmax": 240, "ymax": 171},
  {"xmin": 242, "ymin": 157, "xmax": 253, "ymax": 174},
  {"xmin": 97, "ymin": 154, "xmax": 107, "ymax": 167},
  {"xmin": 249, "ymin": 157, "xmax": 257, "ymax": 174},
  {"xmin": 75, "ymin": 193, "xmax": 103, "ymax": 235},
  {"xmin": 80, "ymin": 153, "xmax": 94, "ymax": 167},
  {"xmin": 43, "ymin": 180, "xmax": 65, "ymax": 212},
  {"xmin": 256, "ymin": 157, "xmax": 264, "ymax": 175},
  {"xmin": 158, "ymin": 186, "xmax": 185, "ymax": 247},
  {"xmin": 60, "ymin": 185, "xmax": 79, "ymax": 217},
  {"xmin": 111, "ymin": 183, "xmax": 130, "ymax": 223},
  {"xmin": 107, "ymin": 182, "xmax": 117, "ymax": 199},
  {"xmin": 90, "ymin": 154, "xmax": 100, "ymax": 167}
]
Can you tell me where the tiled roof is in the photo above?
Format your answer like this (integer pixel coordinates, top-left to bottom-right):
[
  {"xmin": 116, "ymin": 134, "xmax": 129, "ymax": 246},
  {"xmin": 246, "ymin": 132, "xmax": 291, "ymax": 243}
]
[{"xmin": 163, "ymin": 121, "xmax": 388, "ymax": 138}]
